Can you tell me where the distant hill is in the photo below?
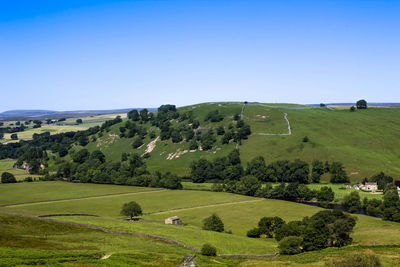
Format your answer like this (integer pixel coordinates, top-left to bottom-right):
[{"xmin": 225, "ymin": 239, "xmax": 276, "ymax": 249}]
[
  {"xmin": 0, "ymin": 108, "xmax": 156, "ymax": 120},
  {"xmin": 52, "ymin": 101, "xmax": 400, "ymax": 182}
]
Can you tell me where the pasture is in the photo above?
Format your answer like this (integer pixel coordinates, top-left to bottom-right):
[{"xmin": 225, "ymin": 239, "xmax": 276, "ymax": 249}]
[{"xmin": 1, "ymin": 182, "xmax": 399, "ymax": 257}]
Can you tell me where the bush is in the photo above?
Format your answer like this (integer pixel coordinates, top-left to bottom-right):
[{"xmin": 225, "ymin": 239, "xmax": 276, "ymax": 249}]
[
  {"xmin": 278, "ymin": 236, "xmax": 303, "ymax": 255},
  {"xmin": 201, "ymin": 243, "xmax": 217, "ymax": 256},
  {"xmin": 1, "ymin": 172, "xmax": 17, "ymax": 183},
  {"xmin": 325, "ymin": 253, "xmax": 381, "ymax": 267},
  {"xmin": 211, "ymin": 183, "xmax": 224, "ymax": 192},
  {"xmin": 24, "ymin": 177, "xmax": 33, "ymax": 182},
  {"xmin": 247, "ymin": 228, "xmax": 261, "ymax": 238},
  {"xmin": 203, "ymin": 214, "xmax": 224, "ymax": 232}
]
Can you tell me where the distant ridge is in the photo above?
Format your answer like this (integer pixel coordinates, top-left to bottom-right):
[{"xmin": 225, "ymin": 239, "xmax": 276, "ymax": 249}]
[
  {"xmin": 0, "ymin": 108, "xmax": 157, "ymax": 120},
  {"xmin": 307, "ymin": 102, "xmax": 400, "ymax": 107}
]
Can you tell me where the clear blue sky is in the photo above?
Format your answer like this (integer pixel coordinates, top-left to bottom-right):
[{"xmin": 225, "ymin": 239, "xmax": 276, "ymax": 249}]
[{"xmin": 1, "ymin": 0, "xmax": 399, "ymax": 112}]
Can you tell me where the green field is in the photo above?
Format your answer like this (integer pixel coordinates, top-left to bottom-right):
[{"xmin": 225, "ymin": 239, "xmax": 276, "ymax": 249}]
[
  {"xmin": 2, "ymin": 182, "xmax": 399, "ymax": 256},
  {"xmin": 1, "ymin": 182, "xmax": 400, "ymax": 265},
  {"xmin": 0, "ymin": 113, "xmax": 125, "ymax": 144}
]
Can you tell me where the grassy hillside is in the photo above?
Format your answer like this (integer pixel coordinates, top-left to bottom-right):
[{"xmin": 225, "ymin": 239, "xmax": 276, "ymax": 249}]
[{"xmin": 71, "ymin": 102, "xmax": 400, "ymax": 182}]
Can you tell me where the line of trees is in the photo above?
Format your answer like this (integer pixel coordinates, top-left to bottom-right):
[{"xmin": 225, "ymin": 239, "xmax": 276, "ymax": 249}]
[
  {"xmin": 190, "ymin": 150, "xmax": 349, "ymax": 184},
  {"xmin": 54, "ymin": 149, "xmax": 182, "ymax": 190}
]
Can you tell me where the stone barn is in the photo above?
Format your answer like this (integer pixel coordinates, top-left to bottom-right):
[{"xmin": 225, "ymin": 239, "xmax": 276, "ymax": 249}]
[{"xmin": 165, "ymin": 216, "xmax": 181, "ymax": 225}]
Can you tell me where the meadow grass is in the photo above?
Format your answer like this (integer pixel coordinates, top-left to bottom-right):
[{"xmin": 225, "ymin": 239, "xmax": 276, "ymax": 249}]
[
  {"xmin": 2, "ymin": 182, "xmax": 399, "ymax": 256},
  {"xmin": 1, "ymin": 188, "xmax": 253, "ymax": 216},
  {"xmin": 0, "ymin": 181, "xmax": 155, "ymax": 205}
]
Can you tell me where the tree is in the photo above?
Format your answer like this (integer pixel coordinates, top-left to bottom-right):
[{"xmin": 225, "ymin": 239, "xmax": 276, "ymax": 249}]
[
  {"xmin": 139, "ymin": 108, "xmax": 149, "ymax": 121},
  {"xmin": 160, "ymin": 172, "xmax": 183, "ymax": 189},
  {"xmin": 302, "ymin": 136, "xmax": 309, "ymax": 142},
  {"xmin": 235, "ymin": 175, "xmax": 261, "ymax": 196},
  {"xmin": 76, "ymin": 119, "xmax": 83, "ymax": 124},
  {"xmin": 341, "ymin": 191, "xmax": 362, "ymax": 213},
  {"xmin": 247, "ymin": 228, "xmax": 261, "ymax": 238},
  {"xmin": 203, "ymin": 214, "xmax": 224, "ymax": 232},
  {"xmin": 132, "ymin": 136, "xmax": 143, "ymax": 149},
  {"xmin": 301, "ymin": 219, "xmax": 330, "ymax": 251},
  {"xmin": 1, "ymin": 172, "xmax": 16, "ymax": 183},
  {"xmin": 192, "ymin": 120, "xmax": 200, "ymax": 129},
  {"xmin": 227, "ymin": 149, "xmax": 241, "ymax": 165},
  {"xmin": 200, "ymin": 130, "xmax": 216, "ymax": 150},
  {"xmin": 216, "ymin": 125, "xmax": 225, "ymax": 135},
  {"xmin": 0, "ymin": 132, "xmax": 4, "ymax": 139},
  {"xmin": 246, "ymin": 156, "xmax": 268, "ymax": 182},
  {"xmin": 128, "ymin": 109, "xmax": 140, "ymax": 121},
  {"xmin": 170, "ymin": 129, "xmax": 182, "ymax": 143},
  {"xmin": 320, "ymin": 103, "xmax": 326, "ymax": 107},
  {"xmin": 90, "ymin": 150, "xmax": 106, "ymax": 163},
  {"xmin": 72, "ymin": 149, "xmax": 90, "ymax": 164},
  {"xmin": 10, "ymin": 133, "xmax": 18, "ymax": 140},
  {"xmin": 311, "ymin": 160, "xmax": 324, "ymax": 183},
  {"xmin": 258, "ymin": 216, "xmax": 285, "ymax": 237},
  {"xmin": 201, "ymin": 243, "xmax": 217, "ymax": 256},
  {"xmin": 189, "ymin": 139, "xmax": 198, "ymax": 150},
  {"xmin": 279, "ymin": 236, "xmax": 303, "ymax": 255},
  {"xmin": 120, "ymin": 201, "xmax": 142, "ymax": 220},
  {"xmin": 316, "ymin": 186, "xmax": 334, "ymax": 203},
  {"xmin": 330, "ymin": 162, "xmax": 349, "ymax": 183},
  {"xmin": 356, "ymin": 99, "xmax": 367, "ymax": 109},
  {"xmin": 350, "ymin": 106, "xmax": 356, "ymax": 112}
]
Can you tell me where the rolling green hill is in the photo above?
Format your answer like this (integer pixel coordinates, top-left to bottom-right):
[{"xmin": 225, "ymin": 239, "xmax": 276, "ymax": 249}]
[{"xmin": 65, "ymin": 102, "xmax": 400, "ymax": 182}]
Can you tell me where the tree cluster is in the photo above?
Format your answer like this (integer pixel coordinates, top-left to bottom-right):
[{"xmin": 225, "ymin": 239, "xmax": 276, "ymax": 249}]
[{"xmin": 247, "ymin": 210, "xmax": 356, "ymax": 255}]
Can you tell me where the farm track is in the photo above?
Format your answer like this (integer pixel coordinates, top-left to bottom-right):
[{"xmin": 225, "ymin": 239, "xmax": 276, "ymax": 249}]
[
  {"xmin": 146, "ymin": 198, "xmax": 263, "ymax": 215},
  {"xmin": 0, "ymin": 211, "xmax": 279, "ymax": 258},
  {"xmin": 0, "ymin": 189, "xmax": 165, "ymax": 207}
]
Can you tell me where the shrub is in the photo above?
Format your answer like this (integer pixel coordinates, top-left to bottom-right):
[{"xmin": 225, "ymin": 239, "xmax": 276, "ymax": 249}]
[
  {"xmin": 278, "ymin": 236, "xmax": 303, "ymax": 255},
  {"xmin": 203, "ymin": 214, "xmax": 224, "ymax": 232},
  {"xmin": 201, "ymin": 243, "xmax": 217, "ymax": 256},
  {"xmin": 325, "ymin": 253, "xmax": 381, "ymax": 267},
  {"xmin": 1, "ymin": 172, "xmax": 17, "ymax": 183},
  {"xmin": 247, "ymin": 228, "xmax": 261, "ymax": 238},
  {"xmin": 211, "ymin": 183, "xmax": 224, "ymax": 192},
  {"xmin": 24, "ymin": 177, "xmax": 33, "ymax": 182}
]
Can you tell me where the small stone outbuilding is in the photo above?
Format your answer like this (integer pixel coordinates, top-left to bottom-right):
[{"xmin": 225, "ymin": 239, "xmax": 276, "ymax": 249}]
[{"xmin": 165, "ymin": 216, "xmax": 181, "ymax": 225}]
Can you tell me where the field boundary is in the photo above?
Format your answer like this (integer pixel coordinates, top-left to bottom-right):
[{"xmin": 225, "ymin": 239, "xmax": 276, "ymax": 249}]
[
  {"xmin": 0, "ymin": 188, "xmax": 165, "ymax": 207},
  {"xmin": 0, "ymin": 212, "xmax": 279, "ymax": 258},
  {"xmin": 147, "ymin": 198, "xmax": 263, "ymax": 215}
]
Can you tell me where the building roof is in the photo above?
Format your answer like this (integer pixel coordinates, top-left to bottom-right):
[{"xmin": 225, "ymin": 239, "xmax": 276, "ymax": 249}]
[
  {"xmin": 166, "ymin": 216, "xmax": 180, "ymax": 220},
  {"xmin": 365, "ymin": 182, "xmax": 377, "ymax": 185}
]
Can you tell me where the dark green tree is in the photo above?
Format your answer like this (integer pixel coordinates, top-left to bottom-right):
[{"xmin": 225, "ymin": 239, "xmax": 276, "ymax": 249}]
[
  {"xmin": 311, "ymin": 160, "xmax": 324, "ymax": 183},
  {"xmin": 120, "ymin": 201, "xmax": 142, "ymax": 220},
  {"xmin": 356, "ymin": 99, "xmax": 367, "ymax": 109},
  {"xmin": 341, "ymin": 191, "xmax": 362, "ymax": 213},
  {"xmin": 203, "ymin": 214, "xmax": 224, "ymax": 232},
  {"xmin": 1, "ymin": 172, "xmax": 17, "ymax": 183},
  {"xmin": 330, "ymin": 162, "xmax": 349, "ymax": 183}
]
